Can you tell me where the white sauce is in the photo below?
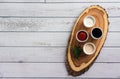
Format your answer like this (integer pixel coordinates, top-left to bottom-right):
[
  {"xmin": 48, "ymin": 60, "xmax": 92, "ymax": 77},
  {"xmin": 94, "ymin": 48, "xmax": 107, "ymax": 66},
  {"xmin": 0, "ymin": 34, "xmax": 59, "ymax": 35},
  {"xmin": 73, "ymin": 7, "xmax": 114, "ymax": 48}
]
[
  {"xmin": 85, "ymin": 44, "xmax": 94, "ymax": 54},
  {"xmin": 83, "ymin": 43, "xmax": 96, "ymax": 55},
  {"xmin": 83, "ymin": 16, "xmax": 95, "ymax": 28}
]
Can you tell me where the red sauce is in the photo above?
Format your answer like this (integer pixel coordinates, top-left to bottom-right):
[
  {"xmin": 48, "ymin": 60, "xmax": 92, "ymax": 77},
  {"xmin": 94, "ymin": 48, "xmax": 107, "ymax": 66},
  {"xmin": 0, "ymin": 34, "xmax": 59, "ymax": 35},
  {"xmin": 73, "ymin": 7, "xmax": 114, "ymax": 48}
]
[{"xmin": 77, "ymin": 31, "xmax": 87, "ymax": 41}]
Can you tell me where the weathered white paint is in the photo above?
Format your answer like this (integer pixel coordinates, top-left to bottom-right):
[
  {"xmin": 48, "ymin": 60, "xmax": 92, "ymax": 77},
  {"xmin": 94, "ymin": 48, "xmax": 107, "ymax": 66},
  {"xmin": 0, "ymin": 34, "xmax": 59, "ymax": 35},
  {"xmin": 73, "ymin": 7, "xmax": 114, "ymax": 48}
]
[
  {"xmin": 0, "ymin": 0, "xmax": 44, "ymax": 2},
  {"xmin": 0, "ymin": 18, "xmax": 74, "ymax": 32},
  {"xmin": 0, "ymin": 47, "xmax": 119, "ymax": 63},
  {"xmin": 47, "ymin": 0, "xmax": 120, "ymax": 2},
  {"xmin": 0, "ymin": 18, "xmax": 119, "ymax": 32},
  {"xmin": 0, "ymin": 63, "xmax": 119, "ymax": 78},
  {"xmin": 0, "ymin": 3, "xmax": 120, "ymax": 17},
  {"xmin": 0, "ymin": 0, "xmax": 119, "ymax": 3}
]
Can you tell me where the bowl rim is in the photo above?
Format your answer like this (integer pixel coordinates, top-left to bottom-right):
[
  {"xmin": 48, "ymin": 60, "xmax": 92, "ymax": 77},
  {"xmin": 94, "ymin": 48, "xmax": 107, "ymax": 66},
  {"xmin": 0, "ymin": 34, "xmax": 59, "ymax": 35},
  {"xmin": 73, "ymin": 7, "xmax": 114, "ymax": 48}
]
[
  {"xmin": 91, "ymin": 27, "xmax": 103, "ymax": 39},
  {"xmin": 76, "ymin": 30, "xmax": 89, "ymax": 42},
  {"xmin": 83, "ymin": 15, "xmax": 96, "ymax": 28},
  {"xmin": 83, "ymin": 42, "xmax": 96, "ymax": 55}
]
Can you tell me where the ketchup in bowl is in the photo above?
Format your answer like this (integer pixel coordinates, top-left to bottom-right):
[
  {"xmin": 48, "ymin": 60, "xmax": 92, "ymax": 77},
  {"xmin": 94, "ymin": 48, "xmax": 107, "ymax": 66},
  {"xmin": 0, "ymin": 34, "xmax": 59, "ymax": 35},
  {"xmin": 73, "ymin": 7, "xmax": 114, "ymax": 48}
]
[{"xmin": 76, "ymin": 30, "xmax": 89, "ymax": 42}]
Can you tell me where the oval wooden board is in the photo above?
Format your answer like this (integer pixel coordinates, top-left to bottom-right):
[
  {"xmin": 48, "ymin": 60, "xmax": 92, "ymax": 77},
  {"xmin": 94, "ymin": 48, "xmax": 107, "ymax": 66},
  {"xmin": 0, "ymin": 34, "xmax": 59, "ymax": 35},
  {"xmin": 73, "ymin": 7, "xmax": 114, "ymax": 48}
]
[{"xmin": 66, "ymin": 5, "xmax": 109, "ymax": 76}]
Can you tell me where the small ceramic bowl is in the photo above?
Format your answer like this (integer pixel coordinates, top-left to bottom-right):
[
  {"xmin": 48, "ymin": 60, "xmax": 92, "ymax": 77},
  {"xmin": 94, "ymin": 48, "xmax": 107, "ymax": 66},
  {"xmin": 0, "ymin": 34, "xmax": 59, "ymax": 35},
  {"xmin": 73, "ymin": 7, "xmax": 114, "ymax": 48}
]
[
  {"xmin": 76, "ymin": 30, "xmax": 89, "ymax": 42},
  {"xmin": 91, "ymin": 27, "xmax": 103, "ymax": 40},
  {"xmin": 83, "ymin": 42, "xmax": 96, "ymax": 55},
  {"xmin": 83, "ymin": 15, "xmax": 96, "ymax": 28}
]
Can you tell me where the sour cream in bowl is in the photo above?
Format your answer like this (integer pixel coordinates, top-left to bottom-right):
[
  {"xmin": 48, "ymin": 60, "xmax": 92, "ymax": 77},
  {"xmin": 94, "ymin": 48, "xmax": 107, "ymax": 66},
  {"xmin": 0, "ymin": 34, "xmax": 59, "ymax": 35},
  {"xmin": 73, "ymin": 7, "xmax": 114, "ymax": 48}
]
[{"xmin": 83, "ymin": 42, "xmax": 96, "ymax": 55}]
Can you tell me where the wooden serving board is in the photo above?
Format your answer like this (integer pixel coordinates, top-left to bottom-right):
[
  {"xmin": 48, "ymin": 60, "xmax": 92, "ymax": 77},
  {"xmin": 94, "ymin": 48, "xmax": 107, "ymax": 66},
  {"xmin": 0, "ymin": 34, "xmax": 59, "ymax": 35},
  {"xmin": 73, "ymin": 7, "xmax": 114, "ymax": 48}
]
[{"xmin": 66, "ymin": 5, "xmax": 109, "ymax": 76}]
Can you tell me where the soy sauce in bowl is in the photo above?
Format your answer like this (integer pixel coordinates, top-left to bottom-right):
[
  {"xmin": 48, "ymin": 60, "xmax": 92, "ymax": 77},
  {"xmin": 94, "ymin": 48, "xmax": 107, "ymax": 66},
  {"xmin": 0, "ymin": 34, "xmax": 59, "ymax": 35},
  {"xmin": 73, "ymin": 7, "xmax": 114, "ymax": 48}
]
[{"xmin": 91, "ymin": 27, "xmax": 103, "ymax": 39}]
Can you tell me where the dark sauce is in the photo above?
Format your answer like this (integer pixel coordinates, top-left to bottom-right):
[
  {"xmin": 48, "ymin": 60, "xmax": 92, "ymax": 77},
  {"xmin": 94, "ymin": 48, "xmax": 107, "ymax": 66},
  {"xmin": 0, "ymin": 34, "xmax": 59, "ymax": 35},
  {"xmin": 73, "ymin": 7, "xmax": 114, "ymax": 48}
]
[{"xmin": 92, "ymin": 28, "xmax": 102, "ymax": 38}]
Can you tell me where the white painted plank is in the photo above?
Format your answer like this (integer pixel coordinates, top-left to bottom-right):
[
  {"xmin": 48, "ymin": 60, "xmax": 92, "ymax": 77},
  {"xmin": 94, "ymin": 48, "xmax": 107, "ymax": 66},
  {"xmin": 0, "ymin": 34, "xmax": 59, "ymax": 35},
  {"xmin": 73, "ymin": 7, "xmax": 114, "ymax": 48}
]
[
  {"xmin": 0, "ymin": 3, "xmax": 119, "ymax": 17},
  {"xmin": 0, "ymin": 32, "xmax": 118, "ymax": 46},
  {"xmin": 47, "ymin": 0, "xmax": 120, "ymax": 2},
  {"xmin": 0, "ymin": 78, "xmax": 110, "ymax": 79},
  {"xmin": 0, "ymin": 47, "xmax": 65, "ymax": 63},
  {"xmin": 0, "ymin": 78, "xmax": 99, "ymax": 79},
  {"xmin": 0, "ymin": 47, "xmax": 119, "ymax": 63},
  {"xmin": 0, "ymin": 0, "xmax": 44, "ymax": 2},
  {"xmin": 0, "ymin": 63, "xmax": 119, "ymax": 78},
  {"xmin": 0, "ymin": 18, "xmax": 74, "ymax": 32},
  {"xmin": 0, "ymin": 78, "xmax": 109, "ymax": 79},
  {"xmin": 0, "ymin": 18, "xmax": 118, "ymax": 31}
]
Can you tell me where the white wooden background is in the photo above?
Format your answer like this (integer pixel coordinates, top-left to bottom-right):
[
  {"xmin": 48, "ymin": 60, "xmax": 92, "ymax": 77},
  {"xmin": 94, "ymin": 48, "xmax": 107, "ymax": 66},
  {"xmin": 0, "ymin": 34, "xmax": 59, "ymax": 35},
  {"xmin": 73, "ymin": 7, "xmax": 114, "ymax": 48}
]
[{"xmin": 0, "ymin": 0, "xmax": 120, "ymax": 79}]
